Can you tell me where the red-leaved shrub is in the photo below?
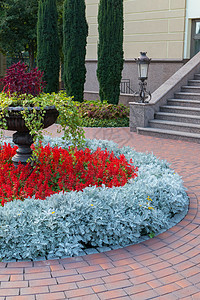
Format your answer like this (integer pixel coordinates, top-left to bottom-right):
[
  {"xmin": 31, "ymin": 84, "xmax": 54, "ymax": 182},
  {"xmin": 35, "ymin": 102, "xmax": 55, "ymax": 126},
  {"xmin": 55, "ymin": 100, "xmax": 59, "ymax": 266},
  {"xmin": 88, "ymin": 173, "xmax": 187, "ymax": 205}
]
[
  {"xmin": 1, "ymin": 62, "xmax": 45, "ymax": 96},
  {"xmin": 0, "ymin": 144, "xmax": 138, "ymax": 206}
]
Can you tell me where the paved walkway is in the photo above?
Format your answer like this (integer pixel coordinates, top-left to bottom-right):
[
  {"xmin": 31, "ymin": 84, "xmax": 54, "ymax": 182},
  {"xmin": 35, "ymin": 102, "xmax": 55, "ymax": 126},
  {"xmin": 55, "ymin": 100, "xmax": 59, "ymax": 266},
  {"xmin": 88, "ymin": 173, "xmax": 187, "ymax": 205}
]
[{"xmin": 1, "ymin": 126, "xmax": 200, "ymax": 300}]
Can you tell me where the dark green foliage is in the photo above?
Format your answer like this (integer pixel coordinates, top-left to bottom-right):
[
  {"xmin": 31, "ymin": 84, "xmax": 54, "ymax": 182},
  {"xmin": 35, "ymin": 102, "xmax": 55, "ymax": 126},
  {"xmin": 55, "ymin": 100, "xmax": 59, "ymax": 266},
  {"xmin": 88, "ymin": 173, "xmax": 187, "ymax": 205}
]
[
  {"xmin": 74, "ymin": 100, "xmax": 129, "ymax": 127},
  {"xmin": 0, "ymin": 0, "xmax": 38, "ymax": 69},
  {"xmin": 63, "ymin": 0, "xmax": 88, "ymax": 102},
  {"xmin": 75, "ymin": 100, "xmax": 129, "ymax": 119},
  {"xmin": 56, "ymin": 0, "xmax": 64, "ymax": 64},
  {"xmin": 37, "ymin": 0, "xmax": 60, "ymax": 93},
  {"xmin": 97, "ymin": 0, "xmax": 124, "ymax": 105},
  {"xmin": 80, "ymin": 117, "xmax": 129, "ymax": 128}
]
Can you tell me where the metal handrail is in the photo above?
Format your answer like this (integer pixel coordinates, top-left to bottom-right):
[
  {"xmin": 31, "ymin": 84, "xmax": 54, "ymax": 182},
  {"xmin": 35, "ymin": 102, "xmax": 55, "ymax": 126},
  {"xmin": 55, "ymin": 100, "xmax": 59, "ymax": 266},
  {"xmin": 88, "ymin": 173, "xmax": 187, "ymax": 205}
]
[{"xmin": 120, "ymin": 79, "xmax": 135, "ymax": 94}]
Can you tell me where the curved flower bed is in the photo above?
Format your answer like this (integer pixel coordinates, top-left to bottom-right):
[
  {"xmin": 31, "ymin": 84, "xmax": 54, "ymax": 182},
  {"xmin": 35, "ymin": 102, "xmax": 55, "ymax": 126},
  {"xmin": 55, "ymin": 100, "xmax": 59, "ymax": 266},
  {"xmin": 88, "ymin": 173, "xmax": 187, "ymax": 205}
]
[{"xmin": 0, "ymin": 137, "xmax": 189, "ymax": 260}]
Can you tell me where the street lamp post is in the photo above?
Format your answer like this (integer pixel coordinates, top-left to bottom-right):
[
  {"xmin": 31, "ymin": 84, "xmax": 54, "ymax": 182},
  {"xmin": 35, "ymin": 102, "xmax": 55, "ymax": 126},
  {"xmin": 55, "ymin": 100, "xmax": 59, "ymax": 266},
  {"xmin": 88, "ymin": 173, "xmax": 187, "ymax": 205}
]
[{"xmin": 135, "ymin": 52, "xmax": 151, "ymax": 103}]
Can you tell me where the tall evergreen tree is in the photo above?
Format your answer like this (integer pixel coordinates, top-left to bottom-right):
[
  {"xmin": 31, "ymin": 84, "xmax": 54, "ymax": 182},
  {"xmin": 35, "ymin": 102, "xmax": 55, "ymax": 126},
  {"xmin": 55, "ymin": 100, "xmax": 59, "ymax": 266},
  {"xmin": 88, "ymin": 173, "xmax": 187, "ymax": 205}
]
[
  {"xmin": 97, "ymin": 0, "xmax": 124, "ymax": 104},
  {"xmin": 63, "ymin": 0, "xmax": 88, "ymax": 102},
  {"xmin": 37, "ymin": 0, "xmax": 60, "ymax": 93}
]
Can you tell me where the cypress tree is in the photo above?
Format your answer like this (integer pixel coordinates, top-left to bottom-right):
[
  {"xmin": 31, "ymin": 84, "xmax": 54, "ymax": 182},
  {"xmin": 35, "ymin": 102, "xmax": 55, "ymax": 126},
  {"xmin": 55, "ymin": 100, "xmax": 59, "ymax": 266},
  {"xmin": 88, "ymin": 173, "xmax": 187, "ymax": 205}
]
[
  {"xmin": 37, "ymin": 0, "xmax": 60, "ymax": 93},
  {"xmin": 97, "ymin": 0, "xmax": 124, "ymax": 104},
  {"xmin": 63, "ymin": 0, "xmax": 88, "ymax": 102}
]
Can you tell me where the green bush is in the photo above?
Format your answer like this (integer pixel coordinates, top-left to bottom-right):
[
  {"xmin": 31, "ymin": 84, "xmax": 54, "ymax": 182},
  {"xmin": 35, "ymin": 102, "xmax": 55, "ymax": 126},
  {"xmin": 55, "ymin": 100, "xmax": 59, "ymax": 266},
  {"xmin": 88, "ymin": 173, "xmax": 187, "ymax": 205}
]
[
  {"xmin": 37, "ymin": 0, "xmax": 60, "ymax": 93},
  {"xmin": 97, "ymin": 0, "xmax": 124, "ymax": 104},
  {"xmin": 74, "ymin": 100, "xmax": 129, "ymax": 127},
  {"xmin": 80, "ymin": 118, "xmax": 129, "ymax": 128},
  {"xmin": 63, "ymin": 0, "xmax": 88, "ymax": 102}
]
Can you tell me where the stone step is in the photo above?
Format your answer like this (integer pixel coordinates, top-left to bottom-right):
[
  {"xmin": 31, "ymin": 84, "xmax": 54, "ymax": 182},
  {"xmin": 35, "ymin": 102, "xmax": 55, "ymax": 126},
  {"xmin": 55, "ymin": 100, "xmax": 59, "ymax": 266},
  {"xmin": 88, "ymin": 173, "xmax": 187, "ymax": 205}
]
[
  {"xmin": 137, "ymin": 127, "xmax": 200, "ymax": 143},
  {"xmin": 174, "ymin": 92, "xmax": 200, "ymax": 100},
  {"xmin": 194, "ymin": 74, "xmax": 200, "ymax": 80},
  {"xmin": 160, "ymin": 105, "xmax": 200, "ymax": 116},
  {"xmin": 188, "ymin": 79, "xmax": 200, "ymax": 86},
  {"xmin": 155, "ymin": 112, "xmax": 200, "ymax": 124},
  {"xmin": 167, "ymin": 99, "xmax": 200, "ymax": 107},
  {"xmin": 136, "ymin": 73, "xmax": 200, "ymax": 143},
  {"xmin": 149, "ymin": 119, "xmax": 200, "ymax": 134},
  {"xmin": 181, "ymin": 86, "xmax": 200, "ymax": 93}
]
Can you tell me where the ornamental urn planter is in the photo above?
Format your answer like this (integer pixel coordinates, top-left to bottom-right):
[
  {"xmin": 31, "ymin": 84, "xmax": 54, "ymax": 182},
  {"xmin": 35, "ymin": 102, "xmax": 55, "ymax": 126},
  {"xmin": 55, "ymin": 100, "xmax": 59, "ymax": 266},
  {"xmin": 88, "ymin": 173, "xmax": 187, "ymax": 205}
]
[{"xmin": 3, "ymin": 106, "xmax": 59, "ymax": 167}]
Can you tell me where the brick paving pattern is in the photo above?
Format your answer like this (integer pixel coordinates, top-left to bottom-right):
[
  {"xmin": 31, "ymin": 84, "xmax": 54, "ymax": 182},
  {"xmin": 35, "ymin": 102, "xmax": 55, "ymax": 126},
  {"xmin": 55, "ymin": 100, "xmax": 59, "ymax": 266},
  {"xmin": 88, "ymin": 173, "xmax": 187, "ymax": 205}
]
[{"xmin": 1, "ymin": 126, "xmax": 200, "ymax": 299}]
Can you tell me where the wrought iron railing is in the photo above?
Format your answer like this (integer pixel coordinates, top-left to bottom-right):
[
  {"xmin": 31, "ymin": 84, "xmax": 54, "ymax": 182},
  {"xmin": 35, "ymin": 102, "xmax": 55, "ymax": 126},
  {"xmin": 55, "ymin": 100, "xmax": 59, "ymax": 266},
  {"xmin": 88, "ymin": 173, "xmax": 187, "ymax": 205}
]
[{"xmin": 120, "ymin": 79, "xmax": 134, "ymax": 94}]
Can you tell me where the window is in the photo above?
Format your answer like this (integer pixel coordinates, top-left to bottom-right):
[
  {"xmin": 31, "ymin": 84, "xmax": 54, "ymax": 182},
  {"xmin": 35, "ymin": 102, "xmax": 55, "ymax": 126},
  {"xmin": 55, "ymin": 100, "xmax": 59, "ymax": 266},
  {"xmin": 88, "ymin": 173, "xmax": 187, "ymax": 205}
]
[{"xmin": 191, "ymin": 19, "xmax": 200, "ymax": 57}]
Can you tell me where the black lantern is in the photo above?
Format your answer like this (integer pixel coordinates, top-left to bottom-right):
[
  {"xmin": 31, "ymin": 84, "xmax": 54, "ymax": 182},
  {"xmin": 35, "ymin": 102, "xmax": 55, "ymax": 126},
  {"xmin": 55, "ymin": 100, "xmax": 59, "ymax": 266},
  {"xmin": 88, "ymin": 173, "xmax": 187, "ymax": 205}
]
[
  {"xmin": 137, "ymin": 52, "xmax": 151, "ymax": 81},
  {"xmin": 135, "ymin": 52, "xmax": 151, "ymax": 102}
]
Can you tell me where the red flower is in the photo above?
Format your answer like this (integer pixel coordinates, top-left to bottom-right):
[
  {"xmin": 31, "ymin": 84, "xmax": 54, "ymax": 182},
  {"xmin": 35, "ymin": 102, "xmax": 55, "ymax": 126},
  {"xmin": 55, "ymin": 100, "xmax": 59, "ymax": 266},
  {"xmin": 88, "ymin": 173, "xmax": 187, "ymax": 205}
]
[{"xmin": 0, "ymin": 144, "xmax": 138, "ymax": 206}]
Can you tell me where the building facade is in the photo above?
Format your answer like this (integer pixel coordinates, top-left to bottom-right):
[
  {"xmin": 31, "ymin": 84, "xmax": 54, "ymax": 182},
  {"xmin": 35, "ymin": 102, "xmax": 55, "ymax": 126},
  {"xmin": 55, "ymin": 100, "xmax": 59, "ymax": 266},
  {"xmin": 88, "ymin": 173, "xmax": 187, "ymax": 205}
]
[{"xmin": 85, "ymin": 0, "xmax": 200, "ymax": 96}]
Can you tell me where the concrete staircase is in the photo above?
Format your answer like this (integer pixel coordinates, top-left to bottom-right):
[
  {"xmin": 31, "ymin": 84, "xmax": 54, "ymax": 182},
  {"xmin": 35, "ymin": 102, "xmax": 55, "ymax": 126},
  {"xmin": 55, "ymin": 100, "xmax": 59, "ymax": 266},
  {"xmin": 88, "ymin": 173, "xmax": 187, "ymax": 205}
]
[{"xmin": 137, "ymin": 73, "xmax": 200, "ymax": 143}]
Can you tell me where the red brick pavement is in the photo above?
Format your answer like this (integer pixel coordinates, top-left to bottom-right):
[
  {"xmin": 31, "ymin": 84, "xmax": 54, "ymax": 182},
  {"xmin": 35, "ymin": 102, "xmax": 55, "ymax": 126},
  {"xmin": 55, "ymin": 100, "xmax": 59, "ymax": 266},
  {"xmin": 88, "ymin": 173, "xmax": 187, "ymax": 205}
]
[{"xmin": 1, "ymin": 126, "xmax": 200, "ymax": 299}]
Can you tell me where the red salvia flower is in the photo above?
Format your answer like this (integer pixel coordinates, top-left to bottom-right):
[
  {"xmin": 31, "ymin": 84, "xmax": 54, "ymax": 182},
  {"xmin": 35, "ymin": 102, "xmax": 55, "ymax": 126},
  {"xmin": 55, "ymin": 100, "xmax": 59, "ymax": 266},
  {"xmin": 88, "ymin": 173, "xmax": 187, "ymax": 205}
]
[{"xmin": 0, "ymin": 144, "xmax": 138, "ymax": 206}]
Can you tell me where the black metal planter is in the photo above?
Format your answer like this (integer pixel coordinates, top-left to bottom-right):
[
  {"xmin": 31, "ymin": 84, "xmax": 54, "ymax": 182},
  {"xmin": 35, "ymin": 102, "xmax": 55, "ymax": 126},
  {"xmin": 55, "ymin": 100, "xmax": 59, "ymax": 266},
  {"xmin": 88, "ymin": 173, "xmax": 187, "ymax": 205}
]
[{"xmin": 4, "ymin": 106, "xmax": 59, "ymax": 168}]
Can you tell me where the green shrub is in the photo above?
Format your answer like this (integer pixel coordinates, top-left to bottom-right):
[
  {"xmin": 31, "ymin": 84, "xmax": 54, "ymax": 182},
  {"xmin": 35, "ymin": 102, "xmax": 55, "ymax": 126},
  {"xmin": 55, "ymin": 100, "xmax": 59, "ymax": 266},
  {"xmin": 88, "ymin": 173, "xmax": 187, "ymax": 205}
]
[
  {"xmin": 80, "ymin": 117, "xmax": 129, "ymax": 128},
  {"xmin": 63, "ymin": 0, "xmax": 88, "ymax": 102},
  {"xmin": 74, "ymin": 100, "xmax": 129, "ymax": 127},
  {"xmin": 37, "ymin": 0, "xmax": 60, "ymax": 93},
  {"xmin": 97, "ymin": 0, "xmax": 124, "ymax": 104}
]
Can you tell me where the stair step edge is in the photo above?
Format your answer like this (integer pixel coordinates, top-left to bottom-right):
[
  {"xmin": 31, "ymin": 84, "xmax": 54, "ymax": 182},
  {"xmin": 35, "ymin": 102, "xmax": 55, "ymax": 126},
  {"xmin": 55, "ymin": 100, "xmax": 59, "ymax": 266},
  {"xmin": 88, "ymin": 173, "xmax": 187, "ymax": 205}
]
[
  {"xmin": 175, "ymin": 92, "xmax": 200, "ymax": 95},
  {"xmin": 168, "ymin": 99, "xmax": 200, "ymax": 102},
  {"xmin": 156, "ymin": 112, "xmax": 200, "ymax": 119},
  {"xmin": 161, "ymin": 105, "xmax": 200, "ymax": 111},
  {"xmin": 149, "ymin": 120, "xmax": 200, "ymax": 128},
  {"xmin": 137, "ymin": 127, "xmax": 200, "ymax": 138},
  {"xmin": 182, "ymin": 86, "xmax": 200, "ymax": 88}
]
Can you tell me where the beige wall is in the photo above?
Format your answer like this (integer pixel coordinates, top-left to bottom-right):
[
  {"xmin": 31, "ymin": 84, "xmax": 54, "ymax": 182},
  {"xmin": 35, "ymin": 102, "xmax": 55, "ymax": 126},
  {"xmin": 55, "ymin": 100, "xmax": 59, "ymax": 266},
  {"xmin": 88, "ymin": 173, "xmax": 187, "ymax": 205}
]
[
  {"xmin": 86, "ymin": 0, "xmax": 99, "ymax": 60},
  {"xmin": 188, "ymin": 0, "xmax": 200, "ymax": 18},
  {"xmin": 85, "ymin": 0, "xmax": 186, "ymax": 60}
]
